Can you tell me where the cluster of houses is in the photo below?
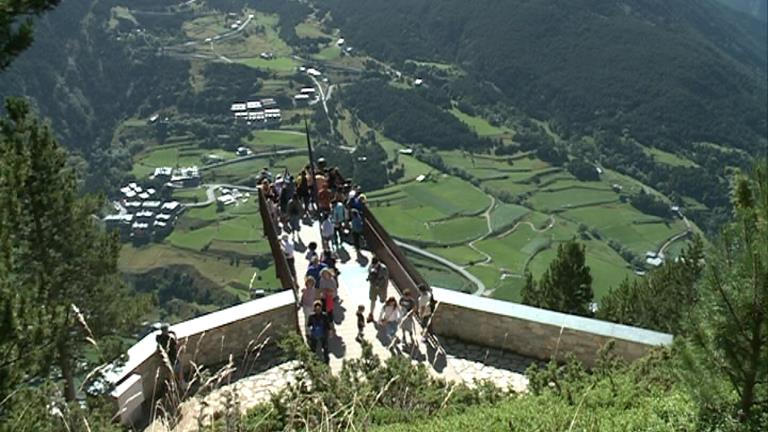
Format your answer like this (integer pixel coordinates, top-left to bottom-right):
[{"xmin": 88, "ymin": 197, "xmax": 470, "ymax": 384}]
[
  {"xmin": 644, "ymin": 251, "xmax": 665, "ymax": 268},
  {"xmin": 151, "ymin": 166, "xmax": 201, "ymax": 187},
  {"xmin": 216, "ymin": 186, "xmax": 250, "ymax": 209},
  {"xmin": 336, "ymin": 37, "xmax": 354, "ymax": 56},
  {"xmin": 230, "ymin": 98, "xmax": 281, "ymax": 126},
  {"xmin": 105, "ymin": 183, "xmax": 185, "ymax": 243}
]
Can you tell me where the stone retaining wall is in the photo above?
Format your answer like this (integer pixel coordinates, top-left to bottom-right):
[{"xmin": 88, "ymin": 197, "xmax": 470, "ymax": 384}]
[
  {"xmin": 430, "ymin": 288, "xmax": 673, "ymax": 368},
  {"xmin": 108, "ymin": 291, "xmax": 297, "ymax": 426}
]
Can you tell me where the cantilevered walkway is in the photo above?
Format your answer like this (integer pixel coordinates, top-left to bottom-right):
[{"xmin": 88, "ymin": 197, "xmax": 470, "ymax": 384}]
[{"xmin": 257, "ymin": 191, "xmax": 533, "ymax": 386}]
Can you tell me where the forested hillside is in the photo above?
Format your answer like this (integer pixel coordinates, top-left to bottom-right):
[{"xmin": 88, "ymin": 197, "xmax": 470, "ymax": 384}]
[
  {"xmin": 325, "ymin": 0, "xmax": 767, "ymax": 153},
  {"xmin": 717, "ymin": 0, "xmax": 768, "ymax": 20},
  {"xmin": 0, "ymin": 0, "xmax": 194, "ymax": 192}
]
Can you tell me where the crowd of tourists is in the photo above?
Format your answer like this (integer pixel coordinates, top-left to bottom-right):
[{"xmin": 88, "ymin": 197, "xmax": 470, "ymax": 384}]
[{"xmin": 260, "ymin": 159, "xmax": 435, "ymax": 363}]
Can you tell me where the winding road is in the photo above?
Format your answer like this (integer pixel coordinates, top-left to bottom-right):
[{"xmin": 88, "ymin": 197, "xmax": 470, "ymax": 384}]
[
  {"xmin": 394, "ymin": 241, "xmax": 487, "ymax": 295},
  {"xmin": 309, "ymin": 75, "xmax": 335, "ymax": 134},
  {"xmin": 198, "ymin": 148, "xmax": 304, "ymax": 171},
  {"xmin": 496, "ymin": 215, "xmax": 556, "ymax": 239},
  {"xmin": 658, "ymin": 210, "xmax": 692, "ymax": 256},
  {"xmin": 183, "ymin": 183, "xmax": 261, "ymax": 208}
]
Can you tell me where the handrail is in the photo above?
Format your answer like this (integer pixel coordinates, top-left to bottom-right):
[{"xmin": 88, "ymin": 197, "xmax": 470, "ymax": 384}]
[
  {"xmin": 257, "ymin": 189, "xmax": 301, "ymax": 333},
  {"xmin": 362, "ymin": 205, "xmax": 430, "ymax": 299}
]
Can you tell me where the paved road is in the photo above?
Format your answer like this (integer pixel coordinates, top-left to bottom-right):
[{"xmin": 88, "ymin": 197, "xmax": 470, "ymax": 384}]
[
  {"xmin": 199, "ymin": 148, "xmax": 305, "ymax": 171},
  {"xmin": 658, "ymin": 210, "xmax": 692, "ymax": 256},
  {"xmin": 183, "ymin": 183, "xmax": 261, "ymax": 208},
  {"xmin": 309, "ymin": 75, "xmax": 333, "ymax": 132},
  {"xmin": 394, "ymin": 241, "xmax": 486, "ymax": 295}
]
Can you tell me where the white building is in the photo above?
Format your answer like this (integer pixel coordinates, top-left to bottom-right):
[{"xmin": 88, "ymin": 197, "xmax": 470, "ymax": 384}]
[
  {"xmin": 306, "ymin": 68, "xmax": 322, "ymax": 77},
  {"xmin": 260, "ymin": 98, "xmax": 277, "ymax": 108},
  {"xmin": 246, "ymin": 101, "xmax": 262, "ymax": 110},
  {"xmin": 152, "ymin": 167, "xmax": 173, "ymax": 180},
  {"xmin": 161, "ymin": 201, "xmax": 182, "ymax": 215},
  {"xmin": 300, "ymin": 87, "xmax": 316, "ymax": 95},
  {"xmin": 294, "ymin": 94, "xmax": 311, "ymax": 105},
  {"xmin": 217, "ymin": 195, "xmax": 236, "ymax": 206},
  {"xmin": 247, "ymin": 111, "xmax": 265, "ymax": 121},
  {"xmin": 264, "ymin": 108, "xmax": 281, "ymax": 121},
  {"xmin": 230, "ymin": 102, "xmax": 247, "ymax": 112}
]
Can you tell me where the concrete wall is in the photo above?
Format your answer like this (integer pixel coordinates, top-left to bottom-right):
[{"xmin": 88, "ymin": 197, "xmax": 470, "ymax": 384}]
[
  {"xmin": 108, "ymin": 290, "xmax": 297, "ymax": 426},
  {"xmin": 430, "ymin": 288, "xmax": 673, "ymax": 368}
]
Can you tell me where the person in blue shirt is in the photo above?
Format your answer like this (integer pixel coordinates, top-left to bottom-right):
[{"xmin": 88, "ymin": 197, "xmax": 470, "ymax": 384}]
[
  {"xmin": 305, "ymin": 256, "xmax": 327, "ymax": 285},
  {"xmin": 350, "ymin": 209, "xmax": 364, "ymax": 254},
  {"xmin": 307, "ymin": 300, "xmax": 331, "ymax": 363}
]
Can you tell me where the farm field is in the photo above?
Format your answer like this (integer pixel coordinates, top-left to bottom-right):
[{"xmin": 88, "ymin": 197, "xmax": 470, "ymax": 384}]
[
  {"xmin": 643, "ymin": 146, "xmax": 698, "ymax": 168},
  {"xmin": 562, "ymin": 204, "xmax": 688, "ymax": 255},
  {"xmin": 370, "ymin": 148, "xmax": 693, "ymax": 305},
  {"xmin": 238, "ymin": 56, "xmax": 299, "ymax": 73},
  {"xmin": 243, "ymin": 130, "xmax": 307, "ymax": 150},
  {"xmin": 449, "ymin": 108, "xmax": 508, "ymax": 136},
  {"xmin": 132, "ymin": 141, "xmax": 234, "ymax": 178}
]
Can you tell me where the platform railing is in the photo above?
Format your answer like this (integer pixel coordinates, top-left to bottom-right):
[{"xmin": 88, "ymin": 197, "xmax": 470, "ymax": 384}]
[
  {"xmin": 258, "ymin": 189, "xmax": 301, "ymax": 333},
  {"xmin": 362, "ymin": 205, "xmax": 429, "ymax": 300}
]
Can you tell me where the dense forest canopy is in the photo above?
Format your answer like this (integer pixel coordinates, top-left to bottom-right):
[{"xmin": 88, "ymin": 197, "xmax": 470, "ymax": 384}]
[{"xmin": 325, "ymin": 0, "xmax": 767, "ymax": 154}]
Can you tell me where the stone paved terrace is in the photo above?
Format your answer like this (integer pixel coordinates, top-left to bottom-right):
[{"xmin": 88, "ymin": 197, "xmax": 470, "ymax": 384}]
[{"xmin": 144, "ymin": 220, "xmax": 534, "ymax": 431}]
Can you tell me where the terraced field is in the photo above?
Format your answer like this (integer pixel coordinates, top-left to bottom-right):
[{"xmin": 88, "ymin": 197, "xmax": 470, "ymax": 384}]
[{"xmin": 371, "ymin": 147, "xmax": 692, "ymax": 305}]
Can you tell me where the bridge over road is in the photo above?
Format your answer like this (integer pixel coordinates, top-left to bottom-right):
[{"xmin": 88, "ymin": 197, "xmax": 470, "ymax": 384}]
[{"xmin": 109, "ymin": 191, "xmax": 673, "ymax": 430}]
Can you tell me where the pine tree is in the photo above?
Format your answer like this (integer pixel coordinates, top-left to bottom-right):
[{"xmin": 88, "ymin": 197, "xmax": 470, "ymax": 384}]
[
  {"xmin": 599, "ymin": 236, "xmax": 704, "ymax": 333},
  {"xmin": 522, "ymin": 240, "xmax": 593, "ymax": 316},
  {"xmin": 520, "ymin": 272, "xmax": 539, "ymax": 306},
  {"xmin": 0, "ymin": 0, "xmax": 60, "ymax": 70},
  {"xmin": 0, "ymin": 98, "xmax": 146, "ymax": 403},
  {"xmin": 682, "ymin": 164, "xmax": 768, "ymax": 427}
]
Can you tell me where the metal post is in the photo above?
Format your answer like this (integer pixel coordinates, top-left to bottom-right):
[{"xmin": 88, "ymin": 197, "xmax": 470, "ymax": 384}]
[{"xmin": 305, "ymin": 120, "xmax": 321, "ymax": 222}]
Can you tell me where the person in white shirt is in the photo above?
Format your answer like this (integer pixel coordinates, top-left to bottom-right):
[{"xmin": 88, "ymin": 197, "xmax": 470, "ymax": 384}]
[
  {"xmin": 379, "ymin": 297, "xmax": 401, "ymax": 345},
  {"xmin": 417, "ymin": 284, "xmax": 433, "ymax": 342},
  {"xmin": 320, "ymin": 213, "xmax": 335, "ymax": 251},
  {"xmin": 280, "ymin": 234, "xmax": 295, "ymax": 278}
]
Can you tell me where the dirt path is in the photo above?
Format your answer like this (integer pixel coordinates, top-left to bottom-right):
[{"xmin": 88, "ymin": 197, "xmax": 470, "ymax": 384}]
[{"xmin": 496, "ymin": 216, "xmax": 555, "ymax": 239}]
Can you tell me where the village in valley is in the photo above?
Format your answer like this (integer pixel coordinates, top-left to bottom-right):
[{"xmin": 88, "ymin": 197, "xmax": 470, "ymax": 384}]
[{"xmin": 104, "ymin": 1, "xmax": 700, "ymax": 311}]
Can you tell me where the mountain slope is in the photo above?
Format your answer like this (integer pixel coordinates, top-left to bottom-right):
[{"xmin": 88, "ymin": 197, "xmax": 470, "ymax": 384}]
[
  {"xmin": 716, "ymin": 0, "xmax": 768, "ymax": 20},
  {"xmin": 325, "ymin": 0, "xmax": 767, "ymax": 153}
]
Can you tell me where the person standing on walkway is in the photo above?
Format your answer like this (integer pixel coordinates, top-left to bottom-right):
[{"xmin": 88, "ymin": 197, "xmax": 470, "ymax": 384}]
[
  {"xmin": 300, "ymin": 277, "xmax": 317, "ymax": 325},
  {"xmin": 296, "ymin": 168, "xmax": 310, "ymax": 216},
  {"xmin": 331, "ymin": 198, "xmax": 346, "ymax": 249},
  {"xmin": 350, "ymin": 209, "xmax": 364, "ymax": 255},
  {"xmin": 280, "ymin": 234, "xmax": 296, "ymax": 278},
  {"xmin": 356, "ymin": 305, "xmax": 366, "ymax": 343},
  {"xmin": 286, "ymin": 195, "xmax": 303, "ymax": 241},
  {"xmin": 305, "ymin": 255, "xmax": 327, "ymax": 286},
  {"xmin": 399, "ymin": 289, "xmax": 416, "ymax": 346},
  {"xmin": 156, "ymin": 323, "xmax": 182, "ymax": 385},
  {"xmin": 379, "ymin": 297, "xmax": 401, "ymax": 345},
  {"xmin": 307, "ymin": 300, "xmax": 331, "ymax": 364},
  {"xmin": 305, "ymin": 241, "xmax": 318, "ymax": 262},
  {"xmin": 366, "ymin": 257, "xmax": 389, "ymax": 321},
  {"xmin": 318, "ymin": 267, "xmax": 338, "ymax": 318},
  {"xmin": 418, "ymin": 284, "xmax": 434, "ymax": 342},
  {"xmin": 320, "ymin": 213, "xmax": 335, "ymax": 251}
]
